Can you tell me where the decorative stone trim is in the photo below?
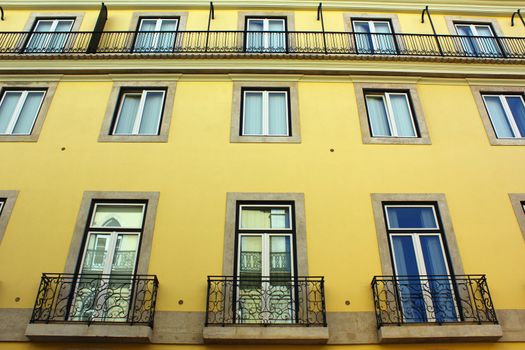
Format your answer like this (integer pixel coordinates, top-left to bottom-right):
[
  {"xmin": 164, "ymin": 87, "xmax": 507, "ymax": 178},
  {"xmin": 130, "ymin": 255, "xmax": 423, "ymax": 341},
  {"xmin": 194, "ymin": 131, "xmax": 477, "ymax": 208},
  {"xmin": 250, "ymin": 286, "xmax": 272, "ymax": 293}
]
[
  {"xmin": 354, "ymin": 83, "xmax": 431, "ymax": 145},
  {"xmin": 0, "ymin": 190, "xmax": 18, "ymax": 242},
  {"xmin": 509, "ymin": 194, "xmax": 525, "ymax": 240},
  {"xmin": 237, "ymin": 11, "xmax": 295, "ymax": 31},
  {"xmin": 22, "ymin": 12, "xmax": 85, "ymax": 32},
  {"xmin": 129, "ymin": 12, "xmax": 189, "ymax": 31}
]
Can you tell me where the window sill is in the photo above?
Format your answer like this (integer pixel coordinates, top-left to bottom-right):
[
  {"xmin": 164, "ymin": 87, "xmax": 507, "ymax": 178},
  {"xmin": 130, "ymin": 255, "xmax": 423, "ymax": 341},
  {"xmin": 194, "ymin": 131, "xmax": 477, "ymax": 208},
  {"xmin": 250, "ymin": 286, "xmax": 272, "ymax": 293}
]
[
  {"xmin": 487, "ymin": 138, "xmax": 525, "ymax": 146},
  {"xmin": 362, "ymin": 136, "xmax": 431, "ymax": 145},
  {"xmin": 230, "ymin": 135, "xmax": 301, "ymax": 143},
  {"xmin": 378, "ymin": 323, "xmax": 503, "ymax": 343},
  {"xmin": 25, "ymin": 323, "xmax": 152, "ymax": 343},
  {"xmin": 98, "ymin": 134, "xmax": 168, "ymax": 143},
  {"xmin": 203, "ymin": 325, "xmax": 329, "ymax": 344}
]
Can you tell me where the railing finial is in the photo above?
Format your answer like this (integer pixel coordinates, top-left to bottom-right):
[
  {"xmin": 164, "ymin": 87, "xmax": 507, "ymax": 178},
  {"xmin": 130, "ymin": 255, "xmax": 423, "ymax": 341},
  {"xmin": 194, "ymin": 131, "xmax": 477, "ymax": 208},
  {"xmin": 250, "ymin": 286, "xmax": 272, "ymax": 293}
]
[
  {"xmin": 512, "ymin": 9, "xmax": 525, "ymax": 27},
  {"xmin": 0, "ymin": 7, "xmax": 4, "ymax": 21}
]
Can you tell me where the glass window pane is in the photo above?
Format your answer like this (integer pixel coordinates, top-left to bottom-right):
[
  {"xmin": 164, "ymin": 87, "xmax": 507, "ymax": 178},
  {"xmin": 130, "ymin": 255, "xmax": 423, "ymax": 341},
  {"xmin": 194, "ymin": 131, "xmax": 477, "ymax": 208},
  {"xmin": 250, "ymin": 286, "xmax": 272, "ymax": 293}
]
[
  {"xmin": 366, "ymin": 95, "xmax": 391, "ymax": 136},
  {"xmin": 0, "ymin": 92, "xmax": 22, "ymax": 133},
  {"xmin": 268, "ymin": 93, "xmax": 287, "ymax": 135},
  {"xmin": 114, "ymin": 94, "xmax": 141, "ymax": 134},
  {"xmin": 243, "ymin": 92, "xmax": 263, "ymax": 135},
  {"xmin": 91, "ymin": 204, "xmax": 145, "ymax": 228},
  {"xmin": 111, "ymin": 234, "xmax": 139, "ymax": 274},
  {"xmin": 139, "ymin": 91, "xmax": 164, "ymax": 135},
  {"xmin": 483, "ymin": 96, "xmax": 515, "ymax": 138},
  {"xmin": 240, "ymin": 207, "xmax": 291, "ymax": 229},
  {"xmin": 506, "ymin": 96, "xmax": 525, "ymax": 137},
  {"xmin": 81, "ymin": 234, "xmax": 110, "ymax": 273},
  {"xmin": 247, "ymin": 20, "xmax": 264, "ymax": 31},
  {"xmin": 270, "ymin": 236, "xmax": 291, "ymax": 275},
  {"xmin": 390, "ymin": 94, "xmax": 416, "ymax": 137},
  {"xmin": 386, "ymin": 206, "xmax": 438, "ymax": 229},
  {"xmin": 354, "ymin": 22, "xmax": 373, "ymax": 53},
  {"xmin": 12, "ymin": 91, "xmax": 44, "ymax": 135}
]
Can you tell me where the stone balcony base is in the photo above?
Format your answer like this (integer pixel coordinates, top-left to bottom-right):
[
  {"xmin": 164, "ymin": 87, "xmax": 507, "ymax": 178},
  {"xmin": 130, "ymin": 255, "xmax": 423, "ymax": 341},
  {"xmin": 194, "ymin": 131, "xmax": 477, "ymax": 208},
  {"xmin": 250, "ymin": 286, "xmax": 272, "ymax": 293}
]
[
  {"xmin": 203, "ymin": 326, "xmax": 329, "ymax": 344},
  {"xmin": 25, "ymin": 323, "xmax": 152, "ymax": 343},
  {"xmin": 378, "ymin": 323, "xmax": 503, "ymax": 343}
]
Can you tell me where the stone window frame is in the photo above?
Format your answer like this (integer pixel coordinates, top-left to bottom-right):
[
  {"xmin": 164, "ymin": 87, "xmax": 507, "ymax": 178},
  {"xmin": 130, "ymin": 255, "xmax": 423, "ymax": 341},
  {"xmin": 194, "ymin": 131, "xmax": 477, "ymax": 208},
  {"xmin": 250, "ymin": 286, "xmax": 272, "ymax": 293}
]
[
  {"xmin": 470, "ymin": 85, "xmax": 525, "ymax": 146},
  {"xmin": 0, "ymin": 81, "xmax": 58, "ymax": 142},
  {"xmin": 237, "ymin": 11, "xmax": 295, "ymax": 52},
  {"xmin": 0, "ymin": 190, "xmax": 18, "ymax": 242},
  {"xmin": 99, "ymin": 81, "xmax": 176, "ymax": 143},
  {"xmin": 371, "ymin": 193, "xmax": 464, "ymax": 276},
  {"xmin": 22, "ymin": 12, "xmax": 85, "ymax": 32},
  {"xmin": 64, "ymin": 191, "xmax": 159, "ymax": 274},
  {"xmin": 509, "ymin": 194, "xmax": 525, "ymax": 240},
  {"xmin": 223, "ymin": 192, "xmax": 308, "ymax": 276},
  {"xmin": 354, "ymin": 83, "xmax": 431, "ymax": 145},
  {"xmin": 230, "ymin": 81, "xmax": 301, "ymax": 143},
  {"xmin": 129, "ymin": 12, "xmax": 188, "ymax": 32},
  {"xmin": 444, "ymin": 16, "xmax": 505, "ymax": 38},
  {"xmin": 343, "ymin": 13, "xmax": 403, "ymax": 53}
]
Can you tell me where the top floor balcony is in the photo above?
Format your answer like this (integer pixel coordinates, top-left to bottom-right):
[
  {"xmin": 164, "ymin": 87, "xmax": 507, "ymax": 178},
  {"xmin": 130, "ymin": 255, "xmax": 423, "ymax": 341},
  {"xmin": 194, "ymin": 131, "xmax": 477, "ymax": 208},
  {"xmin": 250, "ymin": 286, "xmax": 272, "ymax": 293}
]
[{"xmin": 0, "ymin": 30, "xmax": 524, "ymax": 61}]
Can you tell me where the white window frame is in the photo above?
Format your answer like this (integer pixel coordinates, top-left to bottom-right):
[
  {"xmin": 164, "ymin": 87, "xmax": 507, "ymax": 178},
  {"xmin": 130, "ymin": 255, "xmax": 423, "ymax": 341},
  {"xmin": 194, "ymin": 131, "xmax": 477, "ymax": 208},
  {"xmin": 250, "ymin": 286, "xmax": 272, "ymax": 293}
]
[
  {"xmin": 242, "ymin": 90, "xmax": 290, "ymax": 136},
  {"xmin": 137, "ymin": 18, "xmax": 179, "ymax": 51},
  {"xmin": 454, "ymin": 23, "xmax": 501, "ymax": 56},
  {"xmin": 238, "ymin": 204, "xmax": 293, "ymax": 230},
  {"xmin": 246, "ymin": 18, "xmax": 286, "ymax": 50},
  {"xmin": 27, "ymin": 19, "xmax": 74, "ymax": 51},
  {"xmin": 384, "ymin": 204, "xmax": 440, "ymax": 230},
  {"xmin": 112, "ymin": 89, "xmax": 166, "ymax": 136},
  {"xmin": 352, "ymin": 20, "xmax": 393, "ymax": 51},
  {"xmin": 0, "ymin": 90, "xmax": 46, "ymax": 135},
  {"xmin": 365, "ymin": 92, "xmax": 418, "ymax": 138},
  {"xmin": 455, "ymin": 23, "xmax": 496, "ymax": 38},
  {"xmin": 482, "ymin": 94, "xmax": 525, "ymax": 138}
]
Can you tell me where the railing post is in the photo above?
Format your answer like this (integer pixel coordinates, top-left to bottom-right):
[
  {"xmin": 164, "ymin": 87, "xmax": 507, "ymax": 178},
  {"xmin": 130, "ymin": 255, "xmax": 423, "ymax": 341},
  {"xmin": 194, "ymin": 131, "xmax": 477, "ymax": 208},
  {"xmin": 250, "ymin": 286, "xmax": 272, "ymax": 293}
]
[
  {"xmin": 205, "ymin": 276, "xmax": 211, "ymax": 326},
  {"xmin": 421, "ymin": 6, "xmax": 444, "ymax": 56},
  {"xmin": 317, "ymin": 3, "xmax": 328, "ymax": 54},
  {"xmin": 205, "ymin": 2, "xmax": 215, "ymax": 53}
]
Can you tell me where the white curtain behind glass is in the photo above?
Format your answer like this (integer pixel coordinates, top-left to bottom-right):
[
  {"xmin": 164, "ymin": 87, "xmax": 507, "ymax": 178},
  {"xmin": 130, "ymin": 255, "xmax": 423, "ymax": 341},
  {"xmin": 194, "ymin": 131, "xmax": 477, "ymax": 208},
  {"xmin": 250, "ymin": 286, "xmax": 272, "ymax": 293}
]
[
  {"xmin": 366, "ymin": 96, "xmax": 391, "ymax": 136},
  {"xmin": 139, "ymin": 92, "xmax": 164, "ymax": 134},
  {"xmin": 115, "ymin": 94, "xmax": 141, "ymax": 134},
  {"xmin": 484, "ymin": 96, "xmax": 514, "ymax": 138},
  {"xmin": 390, "ymin": 94, "xmax": 416, "ymax": 137},
  {"xmin": 0, "ymin": 92, "xmax": 21, "ymax": 133},
  {"xmin": 244, "ymin": 92, "xmax": 263, "ymax": 134},
  {"xmin": 268, "ymin": 93, "xmax": 287, "ymax": 135}
]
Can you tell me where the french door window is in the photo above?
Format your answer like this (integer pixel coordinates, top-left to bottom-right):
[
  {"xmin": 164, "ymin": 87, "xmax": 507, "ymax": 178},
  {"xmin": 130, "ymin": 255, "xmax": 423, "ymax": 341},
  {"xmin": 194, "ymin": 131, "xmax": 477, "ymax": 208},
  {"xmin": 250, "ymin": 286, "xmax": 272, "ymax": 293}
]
[
  {"xmin": 236, "ymin": 204, "xmax": 295, "ymax": 324},
  {"xmin": 455, "ymin": 23, "xmax": 502, "ymax": 57},
  {"xmin": 242, "ymin": 89, "xmax": 289, "ymax": 136},
  {"xmin": 0, "ymin": 90, "xmax": 46, "ymax": 135},
  {"xmin": 482, "ymin": 94, "xmax": 525, "ymax": 138},
  {"xmin": 384, "ymin": 204, "xmax": 458, "ymax": 323},
  {"xmin": 112, "ymin": 89, "xmax": 166, "ymax": 135},
  {"xmin": 245, "ymin": 18, "xmax": 287, "ymax": 52},
  {"xmin": 365, "ymin": 91, "xmax": 418, "ymax": 137},
  {"xmin": 134, "ymin": 18, "xmax": 179, "ymax": 53},
  {"xmin": 25, "ymin": 19, "xmax": 74, "ymax": 53},
  {"xmin": 353, "ymin": 20, "xmax": 396, "ymax": 54},
  {"xmin": 71, "ymin": 202, "xmax": 146, "ymax": 322}
]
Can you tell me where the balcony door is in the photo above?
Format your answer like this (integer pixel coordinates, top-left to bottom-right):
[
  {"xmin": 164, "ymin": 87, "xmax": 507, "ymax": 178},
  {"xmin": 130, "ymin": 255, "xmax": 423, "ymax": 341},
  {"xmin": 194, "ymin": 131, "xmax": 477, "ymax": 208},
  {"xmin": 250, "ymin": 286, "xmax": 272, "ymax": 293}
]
[
  {"xmin": 134, "ymin": 18, "xmax": 179, "ymax": 53},
  {"xmin": 245, "ymin": 18, "xmax": 287, "ymax": 52},
  {"xmin": 236, "ymin": 204, "xmax": 295, "ymax": 324},
  {"xmin": 71, "ymin": 202, "xmax": 145, "ymax": 322},
  {"xmin": 353, "ymin": 20, "xmax": 396, "ymax": 54},
  {"xmin": 25, "ymin": 19, "xmax": 74, "ymax": 53},
  {"xmin": 385, "ymin": 205, "xmax": 458, "ymax": 323},
  {"xmin": 455, "ymin": 23, "xmax": 502, "ymax": 57}
]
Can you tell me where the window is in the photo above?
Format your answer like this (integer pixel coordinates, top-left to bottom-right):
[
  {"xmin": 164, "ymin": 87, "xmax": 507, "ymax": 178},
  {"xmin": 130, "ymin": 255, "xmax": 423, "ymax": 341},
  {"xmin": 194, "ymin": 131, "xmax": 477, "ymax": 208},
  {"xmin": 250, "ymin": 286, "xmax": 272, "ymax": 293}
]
[
  {"xmin": 364, "ymin": 91, "xmax": 418, "ymax": 138},
  {"xmin": 241, "ymin": 89, "xmax": 290, "ymax": 136},
  {"xmin": 0, "ymin": 90, "xmax": 46, "ymax": 135},
  {"xmin": 352, "ymin": 20, "xmax": 396, "ymax": 54},
  {"xmin": 111, "ymin": 89, "xmax": 166, "ymax": 136},
  {"xmin": 383, "ymin": 203, "xmax": 458, "ymax": 323},
  {"xmin": 482, "ymin": 94, "xmax": 525, "ymax": 139},
  {"xmin": 235, "ymin": 204, "xmax": 295, "ymax": 323},
  {"xmin": 0, "ymin": 191, "xmax": 18, "ymax": 243},
  {"xmin": 134, "ymin": 17, "xmax": 179, "ymax": 53},
  {"xmin": 25, "ymin": 18, "xmax": 74, "ymax": 53},
  {"xmin": 454, "ymin": 23, "xmax": 502, "ymax": 57},
  {"xmin": 245, "ymin": 17, "xmax": 287, "ymax": 52},
  {"xmin": 509, "ymin": 194, "xmax": 525, "ymax": 241}
]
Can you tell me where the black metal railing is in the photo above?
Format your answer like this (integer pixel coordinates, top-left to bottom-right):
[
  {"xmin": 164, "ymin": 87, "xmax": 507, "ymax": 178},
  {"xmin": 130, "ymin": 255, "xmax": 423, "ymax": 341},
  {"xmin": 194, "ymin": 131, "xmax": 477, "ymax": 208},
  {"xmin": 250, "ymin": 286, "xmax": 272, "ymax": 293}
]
[
  {"xmin": 371, "ymin": 275, "xmax": 498, "ymax": 328},
  {"xmin": 30, "ymin": 273, "xmax": 159, "ymax": 327},
  {"xmin": 0, "ymin": 30, "xmax": 524, "ymax": 59},
  {"xmin": 205, "ymin": 276, "xmax": 326, "ymax": 326}
]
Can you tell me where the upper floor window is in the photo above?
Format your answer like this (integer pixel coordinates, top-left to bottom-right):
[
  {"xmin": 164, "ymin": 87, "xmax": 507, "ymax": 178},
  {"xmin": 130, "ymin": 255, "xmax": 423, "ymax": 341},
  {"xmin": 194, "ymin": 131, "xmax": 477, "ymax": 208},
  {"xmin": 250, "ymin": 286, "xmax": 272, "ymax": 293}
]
[
  {"xmin": 454, "ymin": 23, "xmax": 502, "ymax": 57},
  {"xmin": 134, "ymin": 17, "xmax": 179, "ymax": 53},
  {"xmin": 0, "ymin": 89, "xmax": 46, "ymax": 135},
  {"xmin": 352, "ymin": 20, "xmax": 396, "ymax": 54},
  {"xmin": 111, "ymin": 89, "xmax": 166, "ymax": 136},
  {"xmin": 482, "ymin": 94, "xmax": 525, "ymax": 139},
  {"xmin": 241, "ymin": 88, "xmax": 290, "ymax": 137},
  {"xmin": 365, "ymin": 91, "xmax": 418, "ymax": 138},
  {"xmin": 245, "ymin": 17, "xmax": 287, "ymax": 52},
  {"xmin": 0, "ymin": 199, "xmax": 4, "ymax": 216},
  {"xmin": 25, "ymin": 18, "xmax": 74, "ymax": 53}
]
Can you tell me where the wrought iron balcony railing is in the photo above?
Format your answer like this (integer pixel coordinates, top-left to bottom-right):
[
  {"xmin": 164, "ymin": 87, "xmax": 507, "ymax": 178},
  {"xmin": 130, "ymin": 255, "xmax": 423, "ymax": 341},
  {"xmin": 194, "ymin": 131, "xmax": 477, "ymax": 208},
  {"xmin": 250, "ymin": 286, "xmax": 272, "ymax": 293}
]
[
  {"xmin": 205, "ymin": 275, "xmax": 326, "ymax": 326},
  {"xmin": 30, "ymin": 273, "xmax": 159, "ymax": 327},
  {"xmin": 371, "ymin": 275, "xmax": 498, "ymax": 328},
  {"xmin": 0, "ymin": 30, "xmax": 524, "ymax": 59}
]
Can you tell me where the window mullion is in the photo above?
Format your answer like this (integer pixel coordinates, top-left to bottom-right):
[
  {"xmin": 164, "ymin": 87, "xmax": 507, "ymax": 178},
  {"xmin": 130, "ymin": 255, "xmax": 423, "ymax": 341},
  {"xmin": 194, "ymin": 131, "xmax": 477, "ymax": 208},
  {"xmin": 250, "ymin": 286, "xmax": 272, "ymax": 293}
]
[
  {"xmin": 153, "ymin": 20, "xmax": 162, "ymax": 48},
  {"xmin": 384, "ymin": 93, "xmax": 398, "ymax": 136},
  {"xmin": 5, "ymin": 91, "xmax": 28, "ymax": 134},
  {"xmin": 132, "ymin": 91, "xmax": 148, "ymax": 135},
  {"xmin": 262, "ymin": 91, "xmax": 269, "ymax": 135},
  {"xmin": 369, "ymin": 21, "xmax": 380, "ymax": 50},
  {"xmin": 500, "ymin": 95, "xmax": 522, "ymax": 137},
  {"xmin": 263, "ymin": 20, "xmax": 269, "ymax": 49}
]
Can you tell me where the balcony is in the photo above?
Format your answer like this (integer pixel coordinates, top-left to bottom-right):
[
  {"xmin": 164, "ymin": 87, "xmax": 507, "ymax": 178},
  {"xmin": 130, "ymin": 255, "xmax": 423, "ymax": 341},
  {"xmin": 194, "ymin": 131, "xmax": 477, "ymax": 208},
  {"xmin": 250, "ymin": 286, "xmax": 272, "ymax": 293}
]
[
  {"xmin": 0, "ymin": 30, "xmax": 524, "ymax": 61},
  {"xmin": 203, "ymin": 275, "xmax": 328, "ymax": 344},
  {"xmin": 371, "ymin": 274, "xmax": 503, "ymax": 343},
  {"xmin": 25, "ymin": 273, "xmax": 159, "ymax": 343}
]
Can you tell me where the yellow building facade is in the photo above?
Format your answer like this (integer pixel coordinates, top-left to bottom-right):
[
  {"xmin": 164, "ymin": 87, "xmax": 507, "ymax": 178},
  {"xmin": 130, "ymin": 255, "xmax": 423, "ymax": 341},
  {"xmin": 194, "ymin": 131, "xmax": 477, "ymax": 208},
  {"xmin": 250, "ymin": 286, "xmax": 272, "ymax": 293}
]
[{"xmin": 0, "ymin": 0, "xmax": 524, "ymax": 349}]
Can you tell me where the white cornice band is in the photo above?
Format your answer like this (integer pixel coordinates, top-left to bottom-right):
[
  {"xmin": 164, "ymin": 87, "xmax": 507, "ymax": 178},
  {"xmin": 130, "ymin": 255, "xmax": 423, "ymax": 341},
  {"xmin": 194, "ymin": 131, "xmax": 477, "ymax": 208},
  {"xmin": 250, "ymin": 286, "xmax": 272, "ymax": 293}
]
[{"xmin": 1, "ymin": 0, "xmax": 523, "ymax": 15}]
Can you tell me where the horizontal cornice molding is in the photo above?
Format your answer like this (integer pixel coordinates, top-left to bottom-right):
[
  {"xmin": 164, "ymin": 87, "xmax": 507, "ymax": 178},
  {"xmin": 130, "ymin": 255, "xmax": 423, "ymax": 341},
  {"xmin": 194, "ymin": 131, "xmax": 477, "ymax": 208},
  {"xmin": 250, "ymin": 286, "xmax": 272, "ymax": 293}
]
[{"xmin": 1, "ymin": 0, "xmax": 523, "ymax": 15}]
